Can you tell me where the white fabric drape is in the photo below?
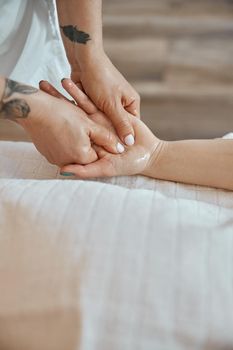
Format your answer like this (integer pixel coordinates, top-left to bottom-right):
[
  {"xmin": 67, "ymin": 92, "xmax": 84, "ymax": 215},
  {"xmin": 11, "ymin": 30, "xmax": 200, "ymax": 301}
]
[
  {"xmin": 0, "ymin": 140, "xmax": 233, "ymax": 350},
  {"xmin": 0, "ymin": 0, "xmax": 70, "ymax": 89}
]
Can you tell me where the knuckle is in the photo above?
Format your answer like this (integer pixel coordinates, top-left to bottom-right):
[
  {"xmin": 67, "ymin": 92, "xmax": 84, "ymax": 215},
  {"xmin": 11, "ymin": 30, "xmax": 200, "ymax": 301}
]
[
  {"xmin": 115, "ymin": 118, "xmax": 131, "ymax": 133},
  {"xmin": 80, "ymin": 144, "xmax": 91, "ymax": 155},
  {"xmin": 102, "ymin": 97, "xmax": 117, "ymax": 114},
  {"xmin": 72, "ymin": 145, "xmax": 90, "ymax": 164}
]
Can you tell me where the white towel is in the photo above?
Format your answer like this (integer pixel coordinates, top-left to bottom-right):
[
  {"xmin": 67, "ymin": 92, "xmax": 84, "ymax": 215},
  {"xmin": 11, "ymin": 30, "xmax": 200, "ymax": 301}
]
[{"xmin": 0, "ymin": 140, "xmax": 233, "ymax": 349}]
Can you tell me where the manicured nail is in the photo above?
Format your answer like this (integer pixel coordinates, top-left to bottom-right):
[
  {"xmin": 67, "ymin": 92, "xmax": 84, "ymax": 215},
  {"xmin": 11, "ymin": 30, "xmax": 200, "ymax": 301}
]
[
  {"xmin": 60, "ymin": 172, "xmax": 75, "ymax": 177},
  {"xmin": 124, "ymin": 134, "xmax": 135, "ymax": 146},
  {"xmin": 117, "ymin": 142, "xmax": 125, "ymax": 154}
]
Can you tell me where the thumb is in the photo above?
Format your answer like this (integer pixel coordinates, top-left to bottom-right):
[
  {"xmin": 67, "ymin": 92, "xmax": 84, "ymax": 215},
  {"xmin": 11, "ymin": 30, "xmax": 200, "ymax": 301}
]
[
  {"xmin": 108, "ymin": 102, "xmax": 135, "ymax": 146},
  {"xmin": 89, "ymin": 121, "xmax": 125, "ymax": 155}
]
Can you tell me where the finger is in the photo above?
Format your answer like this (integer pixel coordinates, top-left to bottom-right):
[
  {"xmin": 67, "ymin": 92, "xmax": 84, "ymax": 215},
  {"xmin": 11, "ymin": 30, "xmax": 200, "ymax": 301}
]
[
  {"xmin": 75, "ymin": 82, "xmax": 84, "ymax": 91},
  {"xmin": 61, "ymin": 78, "xmax": 97, "ymax": 114},
  {"xmin": 60, "ymin": 157, "xmax": 116, "ymax": 179},
  {"xmin": 109, "ymin": 102, "xmax": 135, "ymax": 146},
  {"xmin": 83, "ymin": 145, "xmax": 99, "ymax": 164},
  {"xmin": 39, "ymin": 80, "xmax": 70, "ymax": 102},
  {"xmin": 88, "ymin": 112, "xmax": 115, "ymax": 131},
  {"xmin": 89, "ymin": 122, "xmax": 125, "ymax": 155},
  {"xmin": 125, "ymin": 98, "xmax": 141, "ymax": 119},
  {"xmin": 92, "ymin": 144, "xmax": 108, "ymax": 158},
  {"xmin": 70, "ymin": 72, "xmax": 84, "ymax": 91}
]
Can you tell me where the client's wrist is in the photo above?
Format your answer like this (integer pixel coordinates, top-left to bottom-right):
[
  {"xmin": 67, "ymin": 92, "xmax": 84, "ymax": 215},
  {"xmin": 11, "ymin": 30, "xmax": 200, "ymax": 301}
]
[{"xmin": 141, "ymin": 140, "xmax": 168, "ymax": 178}]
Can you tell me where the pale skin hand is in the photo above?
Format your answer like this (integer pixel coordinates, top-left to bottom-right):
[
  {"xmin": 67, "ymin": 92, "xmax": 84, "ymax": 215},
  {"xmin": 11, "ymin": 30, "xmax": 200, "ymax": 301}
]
[
  {"xmin": 0, "ymin": 76, "xmax": 124, "ymax": 168},
  {"xmin": 42, "ymin": 80, "xmax": 233, "ymax": 191},
  {"xmin": 56, "ymin": 0, "xmax": 140, "ymax": 146},
  {"xmin": 61, "ymin": 117, "xmax": 161, "ymax": 178},
  {"xmin": 39, "ymin": 79, "xmax": 163, "ymax": 177}
]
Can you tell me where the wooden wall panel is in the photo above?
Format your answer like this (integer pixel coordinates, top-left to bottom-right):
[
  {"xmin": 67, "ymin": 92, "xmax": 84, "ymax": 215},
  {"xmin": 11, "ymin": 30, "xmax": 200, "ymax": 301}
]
[{"xmin": 103, "ymin": 0, "xmax": 233, "ymax": 139}]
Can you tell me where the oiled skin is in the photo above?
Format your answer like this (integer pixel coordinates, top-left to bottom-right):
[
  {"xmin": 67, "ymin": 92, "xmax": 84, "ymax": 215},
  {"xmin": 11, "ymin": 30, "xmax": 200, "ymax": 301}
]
[{"xmin": 42, "ymin": 79, "xmax": 233, "ymax": 191}]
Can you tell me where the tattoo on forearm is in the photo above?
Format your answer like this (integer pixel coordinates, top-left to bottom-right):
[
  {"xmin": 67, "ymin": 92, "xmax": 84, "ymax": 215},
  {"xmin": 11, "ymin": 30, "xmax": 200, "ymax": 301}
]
[
  {"xmin": 4, "ymin": 79, "xmax": 38, "ymax": 99},
  {"xmin": 0, "ymin": 78, "xmax": 38, "ymax": 120},
  {"xmin": 0, "ymin": 99, "xmax": 31, "ymax": 119},
  {"xmin": 60, "ymin": 25, "xmax": 91, "ymax": 45}
]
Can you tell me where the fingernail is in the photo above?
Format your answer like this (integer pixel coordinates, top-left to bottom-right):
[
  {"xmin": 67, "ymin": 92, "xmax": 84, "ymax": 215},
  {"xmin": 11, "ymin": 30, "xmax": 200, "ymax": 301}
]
[
  {"xmin": 61, "ymin": 78, "xmax": 73, "ymax": 86},
  {"xmin": 133, "ymin": 109, "xmax": 138, "ymax": 116},
  {"xmin": 39, "ymin": 80, "xmax": 45, "ymax": 84},
  {"xmin": 117, "ymin": 142, "xmax": 125, "ymax": 153},
  {"xmin": 124, "ymin": 134, "xmax": 135, "ymax": 146},
  {"xmin": 60, "ymin": 172, "xmax": 75, "ymax": 177}
]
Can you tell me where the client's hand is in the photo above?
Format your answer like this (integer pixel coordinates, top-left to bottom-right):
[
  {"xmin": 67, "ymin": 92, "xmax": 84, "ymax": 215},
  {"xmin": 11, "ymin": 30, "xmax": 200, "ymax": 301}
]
[{"xmin": 40, "ymin": 80, "xmax": 163, "ymax": 178}]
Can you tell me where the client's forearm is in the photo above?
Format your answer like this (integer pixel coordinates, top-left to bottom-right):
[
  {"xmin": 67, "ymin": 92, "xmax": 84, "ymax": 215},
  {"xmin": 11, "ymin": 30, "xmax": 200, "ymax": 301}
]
[
  {"xmin": 56, "ymin": 0, "xmax": 103, "ymax": 68},
  {"xmin": 144, "ymin": 139, "xmax": 233, "ymax": 191}
]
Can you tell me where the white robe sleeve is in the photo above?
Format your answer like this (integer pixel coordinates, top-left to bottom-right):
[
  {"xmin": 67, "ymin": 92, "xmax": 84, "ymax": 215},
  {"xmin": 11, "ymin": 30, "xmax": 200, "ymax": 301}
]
[{"xmin": 0, "ymin": 0, "xmax": 70, "ymax": 91}]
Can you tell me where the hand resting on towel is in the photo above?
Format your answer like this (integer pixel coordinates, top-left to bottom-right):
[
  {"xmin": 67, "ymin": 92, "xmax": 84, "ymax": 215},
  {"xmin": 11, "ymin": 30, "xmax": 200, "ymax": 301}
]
[{"xmin": 41, "ymin": 79, "xmax": 233, "ymax": 191}]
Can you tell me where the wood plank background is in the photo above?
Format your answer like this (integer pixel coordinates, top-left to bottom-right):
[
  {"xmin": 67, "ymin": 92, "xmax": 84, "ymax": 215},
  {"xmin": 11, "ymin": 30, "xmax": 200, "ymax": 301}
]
[
  {"xmin": 1, "ymin": 0, "xmax": 233, "ymax": 141},
  {"xmin": 103, "ymin": 0, "xmax": 233, "ymax": 140}
]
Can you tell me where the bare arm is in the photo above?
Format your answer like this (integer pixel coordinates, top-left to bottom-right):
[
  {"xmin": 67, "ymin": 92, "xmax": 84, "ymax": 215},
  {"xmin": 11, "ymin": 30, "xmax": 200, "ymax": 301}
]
[
  {"xmin": 143, "ymin": 139, "xmax": 233, "ymax": 191},
  {"xmin": 56, "ymin": 80, "xmax": 233, "ymax": 191},
  {"xmin": 0, "ymin": 76, "xmax": 123, "ymax": 167},
  {"xmin": 55, "ymin": 0, "xmax": 140, "ymax": 146},
  {"xmin": 0, "ymin": 76, "xmax": 38, "ymax": 122},
  {"xmin": 56, "ymin": 0, "xmax": 103, "ymax": 69}
]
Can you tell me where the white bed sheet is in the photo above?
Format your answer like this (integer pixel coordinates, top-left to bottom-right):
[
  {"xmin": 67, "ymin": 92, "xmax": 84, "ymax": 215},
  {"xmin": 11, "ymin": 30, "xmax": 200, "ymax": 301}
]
[{"xmin": 0, "ymin": 141, "xmax": 233, "ymax": 350}]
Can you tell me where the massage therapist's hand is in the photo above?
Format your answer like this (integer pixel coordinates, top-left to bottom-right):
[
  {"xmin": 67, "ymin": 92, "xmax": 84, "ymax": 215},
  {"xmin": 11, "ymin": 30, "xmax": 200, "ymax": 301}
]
[
  {"xmin": 39, "ymin": 79, "xmax": 233, "ymax": 191},
  {"xmin": 56, "ymin": 0, "xmax": 140, "ymax": 145},
  {"xmin": 5, "ymin": 81, "xmax": 124, "ymax": 167},
  {"xmin": 61, "ymin": 115, "xmax": 163, "ymax": 178},
  {"xmin": 70, "ymin": 51, "xmax": 141, "ymax": 146},
  {"xmin": 42, "ymin": 80, "xmax": 163, "ymax": 178}
]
